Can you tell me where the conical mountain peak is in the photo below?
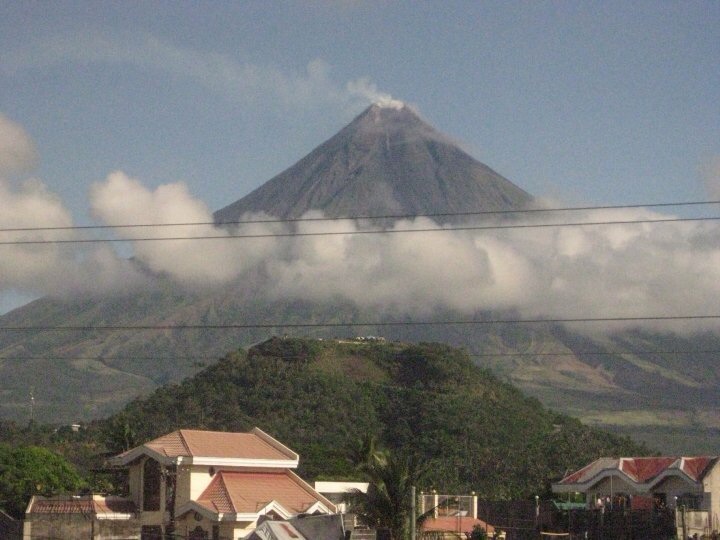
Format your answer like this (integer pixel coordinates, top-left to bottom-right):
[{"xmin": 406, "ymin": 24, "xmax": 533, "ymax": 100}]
[
  {"xmin": 214, "ymin": 104, "xmax": 532, "ymax": 223},
  {"xmin": 346, "ymin": 102, "xmax": 444, "ymax": 141}
]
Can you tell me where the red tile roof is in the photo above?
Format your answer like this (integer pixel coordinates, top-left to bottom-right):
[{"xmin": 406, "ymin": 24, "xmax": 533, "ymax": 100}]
[
  {"xmin": 557, "ymin": 456, "xmax": 718, "ymax": 487},
  {"xmin": 423, "ymin": 516, "xmax": 495, "ymax": 535},
  {"xmin": 195, "ymin": 470, "xmax": 334, "ymax": 515},
  {"xmin": 682, "ymin": 457, "xmax": 715, "ymax": 481},
  {"xmin": 128, "ymin": 428, "xmax": 297, "ymax": 461},
  {"xmin": 621, "ymin": 457, "xmax": 677, "ymax": 482}
]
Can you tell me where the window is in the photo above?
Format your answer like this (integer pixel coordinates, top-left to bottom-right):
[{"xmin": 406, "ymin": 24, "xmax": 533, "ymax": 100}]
[
  {"xmin": 189, "ymin": 526, "xmax": 208, "ymax": 540},
  {"xmin": 143, "ymin": 459, "xmax": 162, "ymax": 511},
  {"xmin": 141, "ymin": 525, "xmax": 163, "ymax": 540},
  {"xmin": 677, "ymin": 492, "xmax": 702, "ymax": 511}
]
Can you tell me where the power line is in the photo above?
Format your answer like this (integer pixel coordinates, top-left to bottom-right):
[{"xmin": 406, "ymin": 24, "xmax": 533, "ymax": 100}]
[
  {"xmin": 1, "ymin": 349, "xmax": 718, "ymax": 362},
  {"xmin": 2, "ymin": 199, "xmax": 720, "ymax": 233},
  {"xmin": 1, "ymin": 314, "xmax": 719, "ymax": 331},
  {"xmin": 2, "ymin": 215, "xmax": 720, "ymax": 246}
]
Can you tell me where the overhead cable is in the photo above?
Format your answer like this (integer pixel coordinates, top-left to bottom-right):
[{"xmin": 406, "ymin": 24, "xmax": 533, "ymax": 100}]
[
  {"xmin": 1, "ymin": 314, "xmax": 719, "ymax": 331},
  {"xmin": 2, "ymin": 199, "xmax": 719, "ymax": 233},
  {"xmin": 2, "ymin": 215, "xmax": 720, "ymax": 246}
]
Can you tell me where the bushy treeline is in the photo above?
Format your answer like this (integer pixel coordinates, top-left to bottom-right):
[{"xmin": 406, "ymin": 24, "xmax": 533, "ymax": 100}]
[
  {"xmin": 99, "ymin": 337, "xmax": 648, "ymax": 497},
  {"xmin": 0, "ymin": 337, "xmax": 648, "ymax": 517}
]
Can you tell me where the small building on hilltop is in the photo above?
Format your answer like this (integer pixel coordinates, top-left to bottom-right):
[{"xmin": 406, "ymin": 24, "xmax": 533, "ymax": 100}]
[{"xmin": 24, "ymin": 427, "xmax": 337, "ymax": 540}]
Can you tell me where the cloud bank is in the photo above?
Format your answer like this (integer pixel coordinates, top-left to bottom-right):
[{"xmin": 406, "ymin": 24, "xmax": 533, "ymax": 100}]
[{"xmin": 1, "ymin": 115, "xmax": 719, "ymax": 335}]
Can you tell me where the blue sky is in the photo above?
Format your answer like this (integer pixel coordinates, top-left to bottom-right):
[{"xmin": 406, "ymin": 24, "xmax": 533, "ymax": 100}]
[
  {"xmin": 1, "ymin": 1, "xmax": 719, "ymax": 316},
  {"xmin": 2, "ymin": 1, "xmax": 718, "ymax": 212}
]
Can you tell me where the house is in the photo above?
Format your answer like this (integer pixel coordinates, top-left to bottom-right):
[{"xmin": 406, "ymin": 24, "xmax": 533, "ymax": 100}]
[
  {"xmin": 314, "ymin": 481, "xmax": 369, "ymax": 514},
  {"xmin": 25, "ymin": 428, "xmax": 336, "ymax": 540},
  {"xmin": 246, "ymin": 513, "xmax": 346, "ymax": 540},
  {"xmin": 421, "ymin": 516, "xmax": 497, "ymax": 539},
  {"xmin": 552, "ymin": 456, "xmax": 720, "ymax": 537},
  {"xmin": 418, "ymin": 492, "xmax": 499, "ymax": 539}
]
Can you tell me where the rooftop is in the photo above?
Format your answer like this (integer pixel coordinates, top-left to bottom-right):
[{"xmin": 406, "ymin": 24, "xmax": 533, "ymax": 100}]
[
  {"xmin": 556, "ymin": 456, "xmax": 719, "ymax": 488},
  {"xmin": 112, "ymin": 427, "xmax": 299, "ymax": 466},
  {"xmin": 189, "ymin": 470, "xmax": 336, "ymax": 517}
]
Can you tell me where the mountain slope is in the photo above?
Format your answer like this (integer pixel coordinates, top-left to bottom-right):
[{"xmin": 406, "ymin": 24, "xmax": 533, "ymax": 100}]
[
  {"xmin": 215, "ymin": 104, "xmax": 532, "ymax": 222},
  {"xmin": 1, "ymin": 103, "xmax": 718, "ymax": 454},
  {"xmin": 102, "ymin": 337, "xmax": 647, "ymax": 497}
]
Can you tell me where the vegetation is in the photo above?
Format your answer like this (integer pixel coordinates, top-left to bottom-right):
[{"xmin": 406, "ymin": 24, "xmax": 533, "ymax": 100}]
[
  {"xmin": 0, "ymin": 337, "xmax": 649, "ymax": 516},
  {"xmin": 97, "ymin": 337, "xmax": 647, "ymax": 498},
  {"xmin": 344, "ymin": 450, "xmax": 429, "ymax": 540},
  {"xmin": 0, "ymin": 444, "xmax": 86, "ymax": 519}
]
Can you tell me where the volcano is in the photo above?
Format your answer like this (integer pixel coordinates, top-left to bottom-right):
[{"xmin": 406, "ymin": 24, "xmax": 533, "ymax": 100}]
[
  {"xmin": 1, "ymin": 103, "xmax": 719, "ymax": 456},
  {"xmin": 215, "ymin": 104, "xmax": 532, "ymax": 223}
]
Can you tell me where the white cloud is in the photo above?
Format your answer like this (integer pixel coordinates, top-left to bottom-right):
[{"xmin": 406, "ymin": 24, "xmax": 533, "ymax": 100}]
[
  {"xmin": 259, "ymin": 208, "xmax": 720, "ymax": 333},
  {"xmin": 701, "ymin": 156, "xmax": 720, "ymax": 199},
  {"xmin": 1, "ymin": 113, "xmax": 718, "ymax": 335},
  {"xmin": 0, "ymin": 113, "xmax": 37, "ymax": 174},
  {"xmin": 0, "ymin": 177, "xmax": 144, "ymax": 296},
  {"xmin": 3, "ymin": 168, "xmax": 720, "ymax": 334},
  {"xmin": 0, "ymin": 117, "xmax": 145, "ymax": 298},
  {"xmin": 89, "ymin": 171, "xmax": 281, "ymax": 284}
]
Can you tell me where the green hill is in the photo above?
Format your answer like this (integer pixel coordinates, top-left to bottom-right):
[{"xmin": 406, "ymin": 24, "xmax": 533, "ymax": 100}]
[{"xmin": 104, "ymin": 337, "xmax": 646, "ymax": 498}]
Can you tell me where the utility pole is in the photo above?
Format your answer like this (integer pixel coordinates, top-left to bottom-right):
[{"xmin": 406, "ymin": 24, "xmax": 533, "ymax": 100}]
[
  {"xmin": 681, "ymin": 504, "xmax": 687, "ymax": 539},
  {"xmin": 29, "ymin": 387, "xmax": 35, "ymax": 423},
  {"xmin": 410, "ymin": 485, "xmax": 416, "ymax": 540}
]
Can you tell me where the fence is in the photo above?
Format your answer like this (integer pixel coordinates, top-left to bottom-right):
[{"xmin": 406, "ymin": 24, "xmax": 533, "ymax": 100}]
[{"xmin": 475, "ymin": 500, "xmax": 677, "ymax": 540}]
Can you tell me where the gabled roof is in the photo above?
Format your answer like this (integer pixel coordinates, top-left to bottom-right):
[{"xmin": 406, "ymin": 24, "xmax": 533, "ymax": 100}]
[
  {"xmin": 247, "ymin": 514, "xmax": 346, "ymax": 540},
  {"xmin": 554, "ymin": 456, "xmax": 719, "ymax": 492},
  {"xmin": 247, "ymin": 521, "xmax": 307, "ymax": 540},
  {"xmin": 179, "ymin": 469, "xmax": 336, "ymax": 520},
  {"xmin": 111, "ymin": 427, "xmax": 299, "ymax": 467}
]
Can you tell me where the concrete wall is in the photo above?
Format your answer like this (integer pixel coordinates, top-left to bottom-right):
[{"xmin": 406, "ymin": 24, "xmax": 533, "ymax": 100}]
[
  {"xmin": 587, "ymin": 475, "xmax": 637, "ymax": 502},
  {"xmin": 653, "ymin": 475, "xmax": 704, "ymax": 508},
  {"xmin": 189, "ymin": 465, "xmax": 216, "ymax": 502},
  {"xmin": 128, "ymin": 462, "xmax": 142, "ymax": 507},
  {"xmin": 702, "ymin": 461, "xmax": 720, "ymax": 532},
  {"xmin": 23, "ymin": 514, "xmax": 141, "ymax": 540}
]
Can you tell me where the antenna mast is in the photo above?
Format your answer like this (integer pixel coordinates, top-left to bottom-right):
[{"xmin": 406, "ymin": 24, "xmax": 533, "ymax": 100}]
[{"xmin": 30, "ymin": 387, "xmax": 35, "ymax": 422}]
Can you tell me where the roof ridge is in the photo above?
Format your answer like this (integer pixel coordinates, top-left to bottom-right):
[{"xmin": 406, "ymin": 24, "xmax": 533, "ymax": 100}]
[
  {"xmin": 177, "ymin": 429, "xmax": 193, "ymax": 456},
  {"xmin": 217, "ymin": 471, "xmax": 240, "ymax": 513},
  {"xmin": 284, "ymin": 469, "xmax": 336, "ymax": 511}
]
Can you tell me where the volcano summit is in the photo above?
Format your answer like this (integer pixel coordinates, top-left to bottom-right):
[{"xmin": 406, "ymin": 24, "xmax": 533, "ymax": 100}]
[{"xmin": 214, "ymin": 104, "xmax": 532, "ymax": 223}]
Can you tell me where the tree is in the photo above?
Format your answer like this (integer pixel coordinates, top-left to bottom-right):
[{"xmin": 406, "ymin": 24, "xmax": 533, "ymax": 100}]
[
  {"xmin": 102, "ymin": 413, "xmax": 139, "ymax": 455},
  {"xmin": 348, "ymin": 433, "xmax": 388, "ymax": 472},
  {"xmin": 0, "ymin": 444, "xmax": 86, "ymax": 519},
  {"xmin": 345, "ymin": 451, "xmax": 429, "ymax": 540}
]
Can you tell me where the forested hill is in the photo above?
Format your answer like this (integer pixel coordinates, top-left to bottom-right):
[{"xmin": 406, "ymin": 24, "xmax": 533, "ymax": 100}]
[{"xmin": 106, "ymin": 337, "xmax": 647, "ymax": 498}]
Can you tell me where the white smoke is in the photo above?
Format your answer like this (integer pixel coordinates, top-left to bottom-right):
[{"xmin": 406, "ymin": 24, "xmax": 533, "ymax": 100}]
[
  {"xmin": 3, "ymin": 32, "xmax": 398, "ymax": 112},
  {"xmin": 346, "ymin": 78, "xmax": 405, "ymax": 109}
]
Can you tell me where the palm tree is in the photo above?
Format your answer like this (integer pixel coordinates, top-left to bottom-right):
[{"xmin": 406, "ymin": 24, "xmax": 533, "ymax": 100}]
[
  {"xmin": 348, "ymin": 433, "xmax": 388, "ymax": 472},
  {"xmin": 344, "ymin": 451, "xmax": 429, "ymax": 540}
]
